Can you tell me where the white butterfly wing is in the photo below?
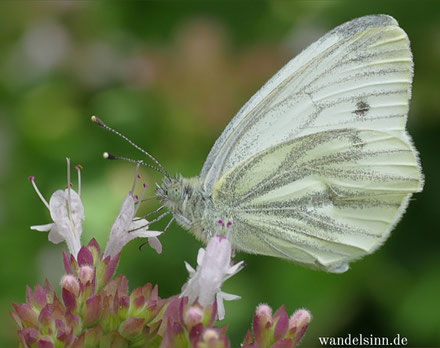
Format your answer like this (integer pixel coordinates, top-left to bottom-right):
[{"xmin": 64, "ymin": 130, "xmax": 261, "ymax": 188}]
[
  {"xmin": 212, "ymin": 129, "xmax": 422, "ymax": 272},
  {"xmin": 201, "ymin": 15, "xmax": 416, "ymax": 193}
]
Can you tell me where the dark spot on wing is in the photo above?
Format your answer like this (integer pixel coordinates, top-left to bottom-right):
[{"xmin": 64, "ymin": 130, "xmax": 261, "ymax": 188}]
[{"xmin": 354, "ymin": 100, "xmax": 370, "ymax": 116}]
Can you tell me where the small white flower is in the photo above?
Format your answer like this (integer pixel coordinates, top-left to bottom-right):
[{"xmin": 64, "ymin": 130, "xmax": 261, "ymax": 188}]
[
  {"xmin": 30, "ymin": 158, "xmax": 84, "ymax": 257},
  {"xmin": 181, "ymin": 234, "xmax": 244, "ymax": 320},
  {"xmin": 103, "ymin": 166, "xmax": 163, "ymax": 258}
]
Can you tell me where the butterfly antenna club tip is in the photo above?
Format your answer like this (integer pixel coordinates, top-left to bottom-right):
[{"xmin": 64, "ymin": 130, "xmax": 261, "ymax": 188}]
[
  {"xmin": 91, "ymin": 115, "xmax": 106, "ymax": 127},
  {"xmin": 103, "ymin": 152, "xmax": 116, "ymax": 160}
]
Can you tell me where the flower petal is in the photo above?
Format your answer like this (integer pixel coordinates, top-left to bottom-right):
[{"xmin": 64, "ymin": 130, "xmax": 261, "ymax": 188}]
[
  {"xmin": 184, "ymin": 261, "xmax": 195, "ymax": 274},
  {"xmin": 30, "ymin": 223, "xmax": 54, "ymax": 232},
  {"xmin": 110, "ymin": 194, "xmax": 135, "ymax": 236},
  {"xmin": 180, "ymin": 276, "xmax": 199, "ymax": 304},
  {"xmin": 48, "ymin": 190, "xmax": 69, "ymax": 224},
  {"xmin": 65, "ymin": 188, "xmax": 85, "ymax": 224},
  {"xmin": 128, "ymin": 219, "xmax": 162, "ymax": 237},
  {"xmin": 203, "ymin": 236, "xmax": 231, "ymax": 273},
  {"xmin": 104, "ymin": 197, "xmax": 164, "ymax": 257},
  {"xmin": 48, "ymin": 224, "xmax": 67, "ymax": 244},
  {"xmin": 148, "ymin": 236, "xmax": 162, "ymax": 254},
  {"xmin": 47, "ymin": 189, "xmax": 83, "ymax": 255},
  {"xmin": 225, "ymin": 261, "xmax": 245, "ymax": 279},
  {"xmin": 181, "ymin": 235, "xmax": 243, "ymax": 320},
  {"xmin": 196, "ymin": 248, "xmax": 205, "ymax": 266},
  {"xmin": 218, "ymin": 291, "xmax": 241, "ymax": 301},
  {"xmin": 216, "ymin": 293, "xmax": 226, "ymax": 321}
]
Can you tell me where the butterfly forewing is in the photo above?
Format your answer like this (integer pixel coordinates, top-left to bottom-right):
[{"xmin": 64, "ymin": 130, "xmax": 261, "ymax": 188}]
[
  {"xmin": 201, "ymin": 15, "xmax": 415, "ymax": 193},
  {"xmin": 212, "ymin": 128, "xmax": 421, "ymax": 272}
]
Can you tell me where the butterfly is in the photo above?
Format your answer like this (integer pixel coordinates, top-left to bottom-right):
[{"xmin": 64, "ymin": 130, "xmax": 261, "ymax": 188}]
[{"xmin": 94, "ymin": 14, "xmax": 423, "ymax": 273}]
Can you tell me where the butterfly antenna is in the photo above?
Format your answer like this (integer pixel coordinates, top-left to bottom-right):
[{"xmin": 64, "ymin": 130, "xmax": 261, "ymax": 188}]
[
  {"xmin": 92, "ymin": 115, "xmax": 170, "ymax": 178},
  {"xmin": 103, "ymin": 152, "xmax": 169, "ymax": 177}
]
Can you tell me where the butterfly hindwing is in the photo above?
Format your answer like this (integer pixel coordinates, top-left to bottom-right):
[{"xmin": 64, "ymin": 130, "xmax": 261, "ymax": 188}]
[{"xmin": 212, "ymin": 128, "xmax": 421, "ymax": 272}]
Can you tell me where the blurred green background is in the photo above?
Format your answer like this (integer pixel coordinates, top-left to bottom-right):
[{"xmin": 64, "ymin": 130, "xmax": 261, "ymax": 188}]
[{"xmin": 0, "ymin": 1, "xmax": 439, "ymax": 347}]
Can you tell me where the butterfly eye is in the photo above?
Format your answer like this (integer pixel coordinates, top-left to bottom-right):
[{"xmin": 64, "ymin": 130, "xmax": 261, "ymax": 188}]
[{"xmin": 169, "ymin": 186, "xmax": 181, "ymax": 200}]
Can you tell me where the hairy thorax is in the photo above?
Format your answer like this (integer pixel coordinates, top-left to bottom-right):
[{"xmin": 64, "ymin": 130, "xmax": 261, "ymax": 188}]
[{"xmin": 156, "ymin": 175, "xmax": 219, "ymax": 242}]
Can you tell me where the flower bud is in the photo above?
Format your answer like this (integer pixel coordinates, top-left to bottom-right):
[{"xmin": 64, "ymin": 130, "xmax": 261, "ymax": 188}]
[
  {"xmin": 202, "ymin": 328, "xmax": 219, "ymax": 343},
  {"xmin": 289, "ymin": 308, "xmax": 312, "ymax": 345},
  {"xmin": 79, "ymin": 265, "xmax": 94, "ymax": 285},
  {"xmin": 184, "ymin": 306, "xmax": 203, "ymax": 329},
  {"xmin": 199, "ymin": 328, "xmax": 229, "ymax": 348},
  {"xmin": 256, "ymin": 304, "xmax": 272, "ymax": 328},
  {"xmin": 61, "ymin": 275, "xmax": 80, "ymax": 296},
  {"xmin": 253, "ymin": 303, "xmax": 273, "ymax": 345},
  {"xmin": 244, "ymin": 305, "xmax": 311, "ymax": 348}
]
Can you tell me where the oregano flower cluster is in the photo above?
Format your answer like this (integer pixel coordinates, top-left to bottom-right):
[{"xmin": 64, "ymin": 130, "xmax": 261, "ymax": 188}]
[{"xmin": 12, "ymin": 159, "xmax": 311, "ymax": 347}]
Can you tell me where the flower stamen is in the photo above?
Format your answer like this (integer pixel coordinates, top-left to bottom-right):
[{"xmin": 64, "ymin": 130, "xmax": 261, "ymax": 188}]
[
  {"xmin": 74, "ymin": 164, "xmax": 83, "ymax": 197},
  {"xmin": 131, "ymin": 162, "xmax": 141, "ymax": 194},
  {"xmin": 28, "ymin": 176, "xmax": 50, "ymax": 209},
  {"xmin": 66, "ymin": 158, "xmax": 79, "ymax": 242},
  {"xmin": 67, "ymin": 157, "xmax": 72, "ymax": 215},
  {"xmin": 134, "ymin": 183, "xmax": 147, "ymax": 215}
]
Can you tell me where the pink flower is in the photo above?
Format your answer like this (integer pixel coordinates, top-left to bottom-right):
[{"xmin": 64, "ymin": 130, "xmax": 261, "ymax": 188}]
[
  {"xmin": 29, "ymin": 158, "xmax": 84, "ymax": 256},
  {"xmin": 103, "ymin": 166, "xmax": 163, "ymax": 258},
  {"xmin": 181, "ymin": 235, "xmax": 244, "ymax": 320}
]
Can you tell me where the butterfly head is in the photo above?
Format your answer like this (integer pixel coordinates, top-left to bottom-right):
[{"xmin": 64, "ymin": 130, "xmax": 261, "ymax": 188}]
[{"xmin": 156, "ymin": 175, "xmax": 186, "ymax": 211}]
